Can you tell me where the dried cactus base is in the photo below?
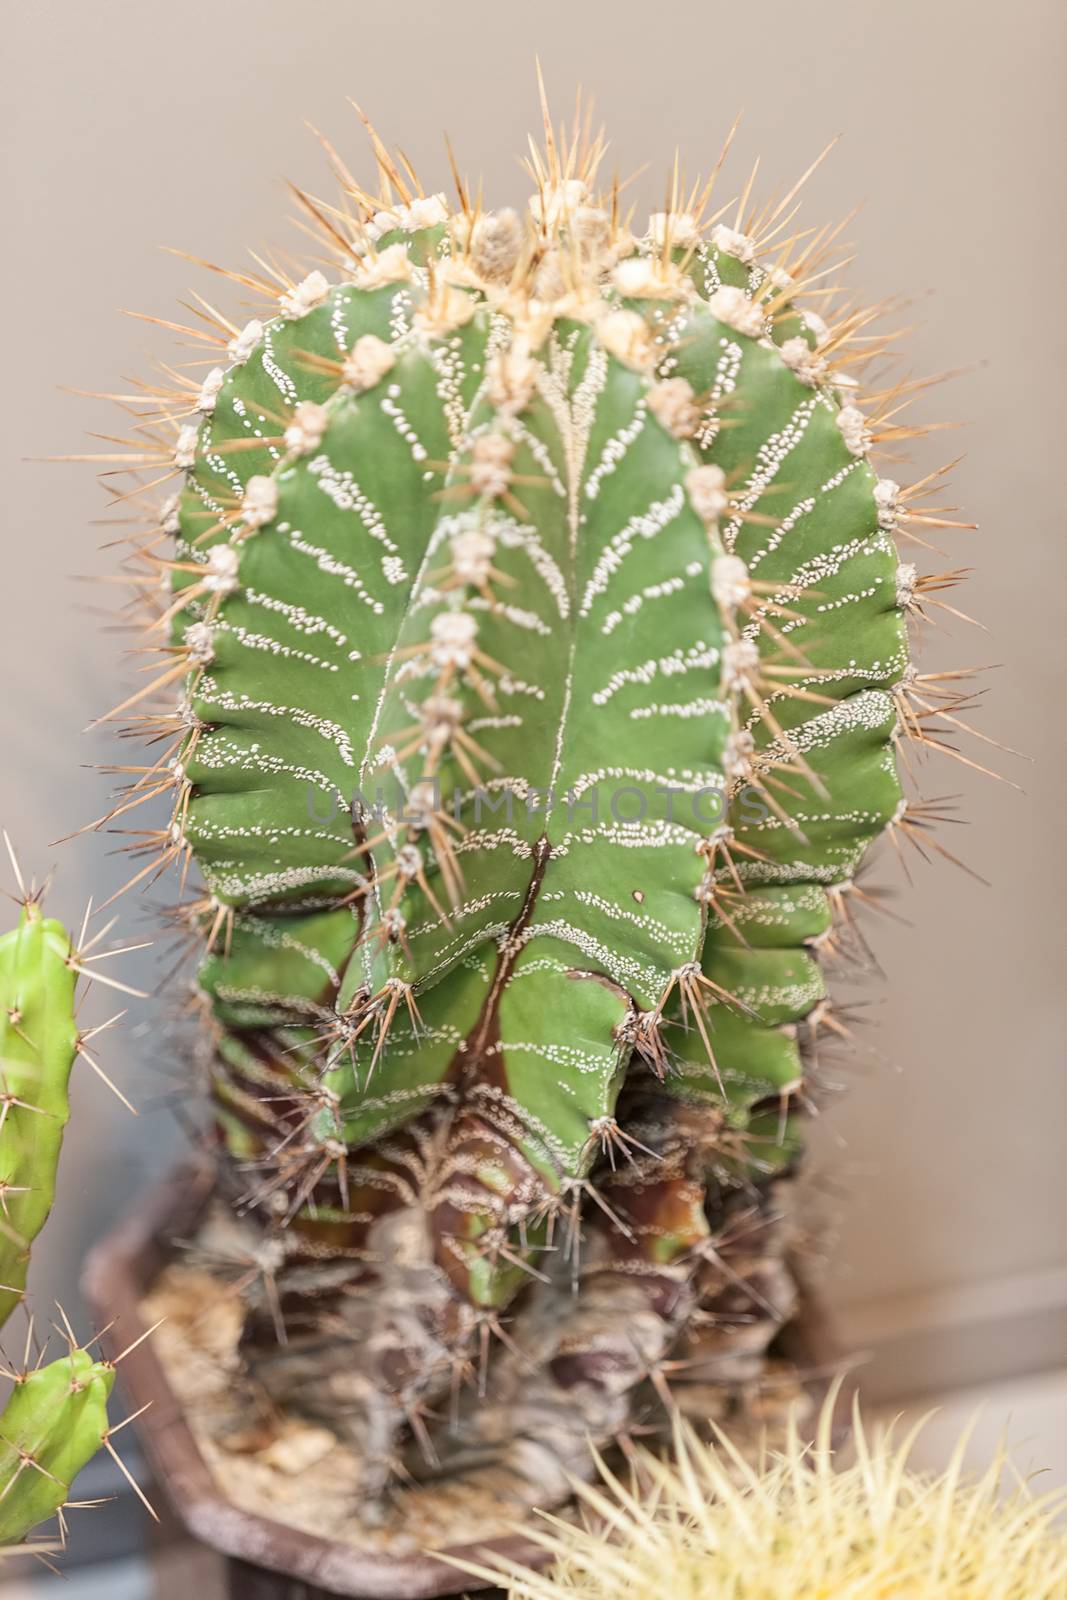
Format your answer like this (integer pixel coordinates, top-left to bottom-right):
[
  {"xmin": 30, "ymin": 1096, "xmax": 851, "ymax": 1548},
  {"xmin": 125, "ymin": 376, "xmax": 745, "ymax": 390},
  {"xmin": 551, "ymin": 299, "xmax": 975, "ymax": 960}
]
[
  {"xmin": 145, "ymin": 1245, "xmax": 813, "ymax": 1544},
  {"xmin": 85, "ymin": 1164, "xmax": 828, "ymax": 1600}
]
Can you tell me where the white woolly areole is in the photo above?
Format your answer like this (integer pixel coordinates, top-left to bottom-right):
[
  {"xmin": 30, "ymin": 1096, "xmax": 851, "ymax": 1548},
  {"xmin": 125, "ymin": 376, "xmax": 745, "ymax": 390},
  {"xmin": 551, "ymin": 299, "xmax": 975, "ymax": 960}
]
[
  {"xmin": 184, "ymin": 621, "xmax": 215, "ymax": 665},
  {"xmin": 614, "ymin": 253, "xmax": 686, "ymax": 300},
  {"xmin": 530, "ymin": 248, "xmax": 568, "ymax": 303},
  {"xmin": 279, "ymin": 270, "xmax": 330, "ymax": 320},
  {"xmin": 406, "ymin": 781, "xmax": 441, "ymax": 829},
  {"xmin": 596, "ymin": 308, "xmax": 655, "ymax": 372},
  {"xmin": 874, "ymin": 477, "xmax": 900, "ymax": 530},
  {"xmin": 802, "ymin": 308, "xmax": 830, "ymax": 347},
  {"xmin": 469, "ymin": 433, "xmax": 515, "ymax": 498},
  {"xmin": 174, "ymin": 423, "xmax": 199, "ymax": 469},
  {"xmin": 707, "ymin": 285, "xmax": 765, "ymax": 339},
  {"xmin": 571, "ymin": 206, "xmax": 617, "ymax": 256},
  {"xmin": 395, "ymin": 843, "xmax": 423, "ymax": 880},
  {"xmin": 613, "ymin": 257, "xmax": 655, "ymax": 295},
  {"xmin": 242, "ymin": 475, "xmax": 279, "ymax": 529},
  {"xmin": 836, "ymin": 404, "xmax": 872, "ymax": 457},
  {"xmin": 342, "ymin": 334, "xmax": 396, "ymax": 393},
  {"xmin": 366, "ymin": 193, "xmax": 448, "ymax": 241},
  {"xmin": 450, "ymin": 528, "xmax": 496, "ymax": 585},
  {"xmin": 895, "ymin": 561, "xmax": 918, "ymax": 609},
  {"xmin": 768, "ymin": 264, "xmax": 795, "ymax": 291},
  {"xmin": 204, "ymin": 543, "xmax": 239, "ymax": 595},
  {"xmin": 723, "ymin": 728, "xmax": 756, "ymax": 781},
  {"xmin": 197, "ymin": 366, "xmax": 225, "ymax": 414},
  {"xmin": 363, "ymin": 212, "xmax": 397, "ymax": 245},
  {"xmin": 284, "ymin": 401, "xmax": 330, "ymax": 456},
  {"xmin": 722, "ymin": 636, "xmax": 760, "ymax": 691},
  {"xmin": 406, "ymin": 192, "xmax": 450, "ymax": 230},
  {"xmin": 646, "ymin": 211, "xmax": 700, "ymax": 250},
  {"xmin": 351, "ymin": 242, "xmax": 412, "ymax": 290},
  {"xmin": 711, "ymin": 553, "xmax": 752, "ymax": 609},
  {"xmin": 647, "ymin": 378, "xmax": 701, "ymax": 439},
  {"xmin": 710, "ymin": 223, "xmax": 756, "ymax": 265},
  {"xmin": 420, "ymin": 693, "xmax": 463, "ymax": 740},
  {"xmin": 486, "ymin": 344, "xmax": 538, "ymax": 414},
  {"xmin": 227, "ymin": 319, "xmax": 263, "ymax": 364},
  {"xmin": 686, "ymin": 464, "xmax": 730, "ymax": 527},
  {"xmin": 529, "ymin": 178, "xmax": 588, "ymax": 228},
  {"xmin": 779, "ymin": 336, "xmax": 827, "ymax": 388},
  {"xmin": 160, "ymin": 493, "xmax": 182, "ymax": 536},
  {"xmin": 413, "ymin": 284, "xmax": 476, "ymax": 340},
  {"xmin": 466, "ymin": 208, "xmax": 524, "ymax": 283},
  {"xmin": 430, "ymin": 610, "xmax": 478, "ymax": 668}
]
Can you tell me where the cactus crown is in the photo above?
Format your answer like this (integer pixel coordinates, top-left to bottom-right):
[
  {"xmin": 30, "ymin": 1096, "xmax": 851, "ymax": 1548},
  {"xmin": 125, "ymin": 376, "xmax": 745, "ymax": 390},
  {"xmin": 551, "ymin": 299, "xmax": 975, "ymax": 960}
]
[{"xmin": 89, "ymin": 86, "xmax": 991, "ymax": 1505}]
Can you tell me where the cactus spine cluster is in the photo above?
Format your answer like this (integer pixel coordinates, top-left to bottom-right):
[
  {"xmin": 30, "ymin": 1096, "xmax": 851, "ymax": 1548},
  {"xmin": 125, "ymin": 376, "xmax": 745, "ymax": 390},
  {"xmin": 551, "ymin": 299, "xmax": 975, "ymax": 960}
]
[
  {"xmin": 454, "ymin": 1392, "xmax": 1067, "ymax": 1600},
  {"xmin": 94, "ymin": 89, "xmax": 986, "ymax": 1511},
  {"xmin": 0, "ymin": 889, "xmax": 116, "ymax": 1546}
]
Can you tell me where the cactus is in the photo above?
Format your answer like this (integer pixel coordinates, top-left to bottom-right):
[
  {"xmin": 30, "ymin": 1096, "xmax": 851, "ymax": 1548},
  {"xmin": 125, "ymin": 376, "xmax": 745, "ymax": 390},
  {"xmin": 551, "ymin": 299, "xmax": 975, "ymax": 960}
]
[
  {"xmin": 93, "ymin": 88, "xmax": 991, "ymax": 1512},
  {"xmin": 0, "ymin": 901, "xmax": 79, "ymax": 1329},
  {"xmin": 0, "ymin": 860, "xmax": 139, "ymax": 1547},
  {"xmin": 451, "ymin": 1391, "xmax": 1067, "ymax": 1600},
  {"xmin": 0, "ymin": 1348, "xmax": 114, "ymax": 1548}
]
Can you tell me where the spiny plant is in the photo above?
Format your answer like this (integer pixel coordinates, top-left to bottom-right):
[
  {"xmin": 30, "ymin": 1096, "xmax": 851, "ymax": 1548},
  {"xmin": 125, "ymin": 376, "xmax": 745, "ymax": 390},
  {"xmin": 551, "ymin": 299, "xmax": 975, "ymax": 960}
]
[
  {"xmin": 451, "ymin": 1389, "xmax": 1067, "ymax": 1600},
  {"xmin": 0, "ymin": 843, "xmax": 149, "ymax": 1550},
  {"xmin": 82, "ymin": 81, "xmax": 1001, "ymax": 1514}
]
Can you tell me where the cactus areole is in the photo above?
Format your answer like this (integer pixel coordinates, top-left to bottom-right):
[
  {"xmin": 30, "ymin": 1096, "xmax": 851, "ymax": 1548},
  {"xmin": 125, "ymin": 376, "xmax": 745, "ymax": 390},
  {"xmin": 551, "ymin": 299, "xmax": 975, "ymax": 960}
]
[{"xmin": 95, "ymin": 94, "xmax": 979, "ymax": 1514}]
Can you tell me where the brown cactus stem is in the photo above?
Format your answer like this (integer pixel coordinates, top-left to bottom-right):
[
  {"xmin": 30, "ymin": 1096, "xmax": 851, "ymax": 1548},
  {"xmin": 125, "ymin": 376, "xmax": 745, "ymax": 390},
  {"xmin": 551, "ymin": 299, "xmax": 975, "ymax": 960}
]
[
  {"xmin": 426, "ymin": 837, "xmax": 554, "ymax": 1295},
  {"xmin": 664, "ymin": 1186, "xmax": 801, "ymax": 1434}
]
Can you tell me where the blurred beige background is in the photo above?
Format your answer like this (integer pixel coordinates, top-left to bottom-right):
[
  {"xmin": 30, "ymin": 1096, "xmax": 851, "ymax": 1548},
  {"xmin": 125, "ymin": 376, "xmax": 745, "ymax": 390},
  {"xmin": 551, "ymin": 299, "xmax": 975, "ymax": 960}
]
[{"xmin": 3, "ymin": 0, "xmax": 1064, "ymax": 1417}]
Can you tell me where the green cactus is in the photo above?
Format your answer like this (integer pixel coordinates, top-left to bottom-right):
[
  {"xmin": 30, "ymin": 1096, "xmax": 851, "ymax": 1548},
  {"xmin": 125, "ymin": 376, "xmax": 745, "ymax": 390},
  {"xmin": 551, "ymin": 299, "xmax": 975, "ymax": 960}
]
[
  {"xmin": 0, "ymin": 904, "xmax": 79, "ymax": 1328},
  {"xmin": 0, "ymin": 1348, "xmax": 114, "ymax": 1547},
  {"xmin": 96, "ymin": 93, "xmax": 985, "ymax": 1510},
  {"xmin": 0, "ymin": 880, "xmax": 130, "ymax": 1547}
]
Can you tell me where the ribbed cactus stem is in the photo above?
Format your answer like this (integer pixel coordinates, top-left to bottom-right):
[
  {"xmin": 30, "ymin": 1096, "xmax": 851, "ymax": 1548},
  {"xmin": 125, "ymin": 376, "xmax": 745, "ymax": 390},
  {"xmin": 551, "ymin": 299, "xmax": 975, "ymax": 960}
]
[
  {"xmin": 0, "ymin": 1346, "xmax": 114, "ymax": 1546},
  {"xmin": 89, "ymin": 94, "xmax": 991, "ymax": 1509}
]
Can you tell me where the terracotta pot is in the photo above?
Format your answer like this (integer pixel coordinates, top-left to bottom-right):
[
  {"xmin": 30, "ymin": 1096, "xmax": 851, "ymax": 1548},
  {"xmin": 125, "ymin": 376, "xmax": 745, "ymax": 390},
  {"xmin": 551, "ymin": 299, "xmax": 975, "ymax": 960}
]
[{"xmin": 83, "ymin": 1162, "xmax": 842, "ymax": 1600}]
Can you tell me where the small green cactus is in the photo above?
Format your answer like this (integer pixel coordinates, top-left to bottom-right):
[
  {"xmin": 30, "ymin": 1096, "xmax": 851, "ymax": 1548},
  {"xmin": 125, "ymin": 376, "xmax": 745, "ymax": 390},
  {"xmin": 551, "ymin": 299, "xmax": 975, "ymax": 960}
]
[
  {"xmin": 0, "ymin": 863, "xmax": 136, "ymax": 1547},
  {"xmin": 0, "ymin": 903, "xmax": 79, "ymax": 1329},
  {"xmin": 92, "ymin": 87, "xmax": 991, "ymax": 1511},
  {"xmin": 0, "ymin": 1348, "xmax": 114, "ymax": 1547}
]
